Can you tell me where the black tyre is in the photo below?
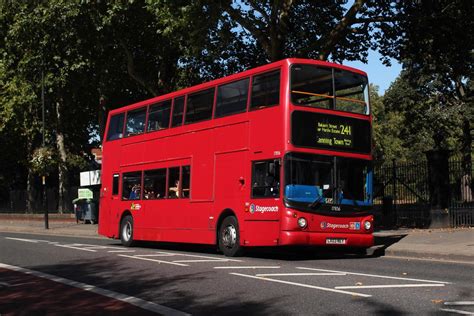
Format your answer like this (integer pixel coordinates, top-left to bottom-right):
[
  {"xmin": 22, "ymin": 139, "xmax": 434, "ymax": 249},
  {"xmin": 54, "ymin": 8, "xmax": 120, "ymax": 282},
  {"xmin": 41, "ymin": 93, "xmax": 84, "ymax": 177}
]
[
  {"xmin": 120, "ymin": 215, "xmax": 135, "ymax": 247},
  {"xmin": 218, "ymin": 216, "xmax": 243, "ymax": 257}
]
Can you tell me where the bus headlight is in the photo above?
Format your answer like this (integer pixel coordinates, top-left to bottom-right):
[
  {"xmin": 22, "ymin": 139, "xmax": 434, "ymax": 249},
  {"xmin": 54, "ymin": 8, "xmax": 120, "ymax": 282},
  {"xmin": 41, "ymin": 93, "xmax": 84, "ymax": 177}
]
[
  {"xmin": 297, "ymin": 217, "xmax": 307, "ymax": 229},
  {"xmin": 364, "ymin": 220, "xmax": 372, "ymax": 230}
]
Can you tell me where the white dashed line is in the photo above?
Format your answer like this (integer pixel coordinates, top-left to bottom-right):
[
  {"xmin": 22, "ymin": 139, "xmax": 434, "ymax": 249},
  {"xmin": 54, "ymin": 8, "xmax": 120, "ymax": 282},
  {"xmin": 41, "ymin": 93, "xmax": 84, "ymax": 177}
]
[
  {"xmin": 0, "ymin": 262, "xmax": 189, "ymax": 316},
  {"xmin": 256, "ymin": 272, "xmax": 346, "ymax": 277},
  {"xmin": 296, "ymin": 267, "xmax": 450, "ymax": 284},
  {"xmin": 107, "ymin": 250, "xmax": 136, "ymax": 253},
  {"xmin": 118, "ymin": 255, "xmax": 189, "ymax": 266},
  {"xmin": 54, "ymin": 244, "xmax": 97, "ymax": 252},
  {"xmin": 173, "ymin": 259, "xmax": 233, "ymax": 263},
  {"xmin": 335, "ymin": 284, "xmax": 445, "ymax": 289},
  {"xmin": 214, "ymin": 266, "xmax": 281, "ymax": 269},
  {"xmin": 230, "ymin": 273, "xmax": 371, "ymax": 297},
  {"xmin": 439, "ymin": 308, "xmax": 474, "ymax": 315},
  {"xmin": 5, "ymin": 237, "xmax": 41, "ymax": 243}
]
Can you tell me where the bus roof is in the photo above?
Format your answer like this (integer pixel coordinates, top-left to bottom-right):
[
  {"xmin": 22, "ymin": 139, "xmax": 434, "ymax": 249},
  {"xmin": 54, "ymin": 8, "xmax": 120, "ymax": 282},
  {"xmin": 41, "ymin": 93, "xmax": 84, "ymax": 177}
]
[{"xmin": 109, "ymin": 58, "xmax": 368, "ymax": 115}]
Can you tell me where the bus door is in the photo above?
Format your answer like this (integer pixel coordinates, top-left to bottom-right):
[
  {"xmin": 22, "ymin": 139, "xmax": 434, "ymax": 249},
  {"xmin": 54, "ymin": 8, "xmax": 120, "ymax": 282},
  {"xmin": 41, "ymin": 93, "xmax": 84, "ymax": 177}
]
[
  {"xmin": 244, "ymin": 158, "xmax": 281, "ymax": 245},
  {"xmin": 99, "ymin": 172, "xmax": 121, "ymax": 237},
  {"xmin": 213, "ymin": 151, "xmax": 248, "ymax": 227}
]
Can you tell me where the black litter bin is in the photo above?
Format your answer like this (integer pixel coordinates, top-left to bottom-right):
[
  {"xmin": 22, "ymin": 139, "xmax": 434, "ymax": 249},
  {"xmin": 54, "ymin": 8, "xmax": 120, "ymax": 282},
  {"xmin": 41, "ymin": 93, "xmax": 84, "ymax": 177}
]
[{"xmin": 73, "ymin": 198, "xmax": 98, "ymax": 224}]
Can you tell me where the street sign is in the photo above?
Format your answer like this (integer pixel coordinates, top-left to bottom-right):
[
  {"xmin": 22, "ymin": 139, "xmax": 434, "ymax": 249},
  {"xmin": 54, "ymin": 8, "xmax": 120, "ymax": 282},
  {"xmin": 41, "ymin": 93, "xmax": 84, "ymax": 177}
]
[
  {"xmin": 80, "ymin": 170, "xmax": 101, "ymax": 186},
  {"xmin": 78, "ymin": 188, "xmax": 94, "ymax": 199}
]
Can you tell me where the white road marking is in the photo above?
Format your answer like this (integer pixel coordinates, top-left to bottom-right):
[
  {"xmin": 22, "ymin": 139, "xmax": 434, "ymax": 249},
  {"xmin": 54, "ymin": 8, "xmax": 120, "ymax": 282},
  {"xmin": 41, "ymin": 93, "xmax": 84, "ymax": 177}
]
[
  {"xmin": 439, "ymin": 308, "xmax": 474, "ymax": 315},
  {"xmin": 118, "ymin": 255, "xmax": 189, "ymax": 266},
  {"xmin": 173, "ymin": 259, "xmax": 234, "ymax": 263},
  {"xmin": 163, "ymin": 253, "xmax": 242, "ymax": 262},
  {"xmin": 54, "ymin": 244, "xmax": 97, "ymax": 252},
  {"xmin": 335, "ymin": 284, "xmax": 445, "ymax": 289},
  {"xmin": 5, "ymin": 237, "xmax": 40, "ymax": 243},
  {"xmin": 230, "ymin": 273, "xmax": 371, "ymax": 297},
  {"xmin": 444, "ymin": 302, "xmax": 474, "ymax": 306},
  {"xmin": 256, "ymin": 273, "xmax": 346, "ymax": 277},
  {"xmin": 107, "ymin": 250, "xmax": 136, "ymax": 253},
  {"xmin": 384, "ymin": 255, "xmax": 474, "ymax": 265},
  {"xmin": 134, "ymin": 254, "xmax": 176, "ymax": 257},
  {"xmin": 0, "ymin": 262, "xmax": 189, "ymax": 316},
  {"xmin": 214, "ymin": 266, "xmax": 281, "ymax": 269},
  {"xmin": 297, "ymin": 267, "xmax": 450, "ymax": 284}
]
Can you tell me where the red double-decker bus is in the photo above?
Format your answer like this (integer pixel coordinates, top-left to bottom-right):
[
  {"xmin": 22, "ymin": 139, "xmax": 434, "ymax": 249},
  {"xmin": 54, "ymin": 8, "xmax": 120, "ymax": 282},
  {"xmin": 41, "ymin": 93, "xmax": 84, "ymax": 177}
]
[{"xmin": 98, "ymin": 58, "xmax": 374, "ymax": 256}]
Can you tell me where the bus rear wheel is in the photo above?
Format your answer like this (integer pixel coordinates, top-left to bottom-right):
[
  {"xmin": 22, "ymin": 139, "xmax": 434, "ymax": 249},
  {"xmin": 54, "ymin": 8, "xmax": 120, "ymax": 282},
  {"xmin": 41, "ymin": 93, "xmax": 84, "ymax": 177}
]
[
  {"xmin": 120, "ymin": 215, "xmax": 135, "ymax": 247},
  {"xmin": 218, "ymin": 216, "xmax": 243, "ymax": 257}
]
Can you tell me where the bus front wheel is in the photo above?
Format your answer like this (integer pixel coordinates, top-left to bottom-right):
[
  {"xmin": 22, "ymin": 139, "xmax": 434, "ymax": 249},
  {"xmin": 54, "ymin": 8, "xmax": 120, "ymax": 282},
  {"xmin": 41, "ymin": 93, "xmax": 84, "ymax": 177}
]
[
  {"xmin": 218, "ymin": 216, "xmax": 243, "ymax": 257},
  {"xmin": 120, "ymin": 215, "xmax": 135, "ymax": 247}
]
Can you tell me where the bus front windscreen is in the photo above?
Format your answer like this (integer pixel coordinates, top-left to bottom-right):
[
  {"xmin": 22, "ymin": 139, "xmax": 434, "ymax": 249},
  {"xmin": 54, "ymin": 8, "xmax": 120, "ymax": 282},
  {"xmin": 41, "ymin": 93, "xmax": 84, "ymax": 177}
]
[
  {"xmin": 284, "ymin": 153, "xmax": 372, "ymax": 211},
  {"xmin": 291, "ymin": 64, "xmax": 369, "ymax": 115}
]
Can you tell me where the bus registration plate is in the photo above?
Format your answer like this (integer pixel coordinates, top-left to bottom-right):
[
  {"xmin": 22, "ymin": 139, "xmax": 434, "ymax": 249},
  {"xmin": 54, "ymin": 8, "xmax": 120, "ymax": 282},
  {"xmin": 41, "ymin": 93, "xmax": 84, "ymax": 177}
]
[{"xmin": 326, "ymin": 238, "xmax": 346, "ymax": 245}]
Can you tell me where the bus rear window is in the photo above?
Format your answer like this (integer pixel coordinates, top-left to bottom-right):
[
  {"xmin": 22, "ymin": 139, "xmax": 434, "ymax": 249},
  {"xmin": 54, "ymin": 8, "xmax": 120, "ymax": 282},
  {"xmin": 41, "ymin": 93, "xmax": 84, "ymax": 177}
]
[
  {"xmin": 185, "ymin": 88, "xmax": 215, "ymax": 124},
  {"xmin": 125, "ymin": 107, "xmax": 146, "ymax": 137},
  {"xmin": 106, "ymin": 113, "xmax": 125, "ymax": 141},
  {"xmin": 250, "ymin": 70, "xmax": 280, "ymax": 109}
]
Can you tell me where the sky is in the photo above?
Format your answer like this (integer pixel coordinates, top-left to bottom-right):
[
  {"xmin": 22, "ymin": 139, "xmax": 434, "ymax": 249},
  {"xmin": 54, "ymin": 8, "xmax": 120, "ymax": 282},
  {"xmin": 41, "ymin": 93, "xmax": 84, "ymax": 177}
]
[{"xmin": 344, "ymin": 50, "xmax": 403, "ymax": 95}]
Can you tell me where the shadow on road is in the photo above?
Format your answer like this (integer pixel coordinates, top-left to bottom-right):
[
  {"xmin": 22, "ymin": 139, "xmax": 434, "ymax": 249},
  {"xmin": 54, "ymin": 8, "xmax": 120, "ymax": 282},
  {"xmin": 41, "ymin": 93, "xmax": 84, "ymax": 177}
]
[
  {"xmin": 16, "ymin": 258, "xmax": 281, "ymax": 315},
  {"xmin": 105, "ymin": 233, "xmax": 407, "ymax": 262}
]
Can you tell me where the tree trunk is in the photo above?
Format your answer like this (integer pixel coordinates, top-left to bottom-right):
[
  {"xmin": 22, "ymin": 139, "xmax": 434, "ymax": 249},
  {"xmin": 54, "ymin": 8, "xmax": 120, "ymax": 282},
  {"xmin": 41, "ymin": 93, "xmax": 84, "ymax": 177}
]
[{"xmin": 56, "ymin": 99, "xmax": 69, "ymax": 213}]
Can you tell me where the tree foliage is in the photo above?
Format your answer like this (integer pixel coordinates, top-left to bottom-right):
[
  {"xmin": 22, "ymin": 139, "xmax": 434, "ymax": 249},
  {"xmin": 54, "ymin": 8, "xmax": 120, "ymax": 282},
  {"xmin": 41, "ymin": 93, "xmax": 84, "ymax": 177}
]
[{"xmin": 0, "ymin": 0, "xmax": 472, "ymax": 211}]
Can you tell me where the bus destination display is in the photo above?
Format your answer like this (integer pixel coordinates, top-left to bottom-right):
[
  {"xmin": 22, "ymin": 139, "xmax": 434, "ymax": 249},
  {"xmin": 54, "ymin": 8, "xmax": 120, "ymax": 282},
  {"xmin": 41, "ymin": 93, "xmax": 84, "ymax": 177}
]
[
  {"xmin": 292, "ymin": 111, "xmax": 371, "ymax": 153},
  {"xmin": 316, "ymin": 120, "xmax": 353, "ymax": 149}
]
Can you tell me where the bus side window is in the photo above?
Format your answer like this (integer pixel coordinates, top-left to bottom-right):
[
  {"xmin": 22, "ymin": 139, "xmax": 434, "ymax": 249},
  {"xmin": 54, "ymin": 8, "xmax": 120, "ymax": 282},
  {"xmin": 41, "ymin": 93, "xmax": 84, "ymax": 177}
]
[
  {"xmin": 112, "ymin": 174, "xmax": 119, "ymax": 195},
  {"xmin": 148, "ymin": 100, "xmax": 171, "ymax": 132},
  {"xmin": 122, "ymin": 171, "xmax": 142, "ymax": 200},
  {"xmin": 171, "ymin": 97, "xmax": 185, "ymax": 127},
  {"xmin": 215, "ymin": 78, "xmax": 249, "ymax": 118},
  {"xmin": 168, "ymin": 167, "xmax": 180, "ymax": 198},
  {"xmin": 125, "ymin": 107, "xmax": 147, "ymax": 137},
  {"xmin": 251, "ymin": 159, "xmax": 280, "ymax": 198},
  {"xmin": 181, "ymin": 166, "xmax": 191, "ymax": 198},
  {"xmin": 143, "ymin": 169, "xmax": 166, "ymax": 199},
  {"xmin": 185, "ymin": 88, "xmax": 215, "ymax": 124},
  {"xmin": 106, "ymin": 113, "xmax": 125, "ymax": 141},
  {"xmin": 250, "ymin": 70, "xmax": 280, "ymax": 110}
]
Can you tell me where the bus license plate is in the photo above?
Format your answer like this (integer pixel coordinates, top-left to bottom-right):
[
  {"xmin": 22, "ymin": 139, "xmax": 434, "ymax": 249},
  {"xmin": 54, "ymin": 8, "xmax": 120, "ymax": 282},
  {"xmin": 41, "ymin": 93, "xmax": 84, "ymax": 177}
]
[{"xmin": 326, "ymin": 238, "xmax": 346, "ymax": 245}]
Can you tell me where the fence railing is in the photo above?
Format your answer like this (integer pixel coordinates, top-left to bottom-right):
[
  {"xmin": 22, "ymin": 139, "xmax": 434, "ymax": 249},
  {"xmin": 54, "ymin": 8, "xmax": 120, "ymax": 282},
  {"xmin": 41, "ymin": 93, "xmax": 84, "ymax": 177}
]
[{"xmin": 373, "ymin": 156, "xmax": 473, "ymax": 228}]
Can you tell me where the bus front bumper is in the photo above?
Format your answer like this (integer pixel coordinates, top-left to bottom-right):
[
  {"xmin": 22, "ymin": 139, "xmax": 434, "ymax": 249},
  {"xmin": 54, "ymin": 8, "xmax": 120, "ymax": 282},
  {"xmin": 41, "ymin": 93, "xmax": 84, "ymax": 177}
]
[{"xmin": 279, "ymin": 231, "xmax": 374, "ymax": 248}]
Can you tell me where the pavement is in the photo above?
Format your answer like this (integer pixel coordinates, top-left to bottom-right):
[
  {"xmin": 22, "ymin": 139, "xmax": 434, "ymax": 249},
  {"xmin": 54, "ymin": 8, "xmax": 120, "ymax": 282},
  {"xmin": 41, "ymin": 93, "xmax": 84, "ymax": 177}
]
[{"xmin": 0, "ymin": 214, "xmax": 472, "ymax": 263}]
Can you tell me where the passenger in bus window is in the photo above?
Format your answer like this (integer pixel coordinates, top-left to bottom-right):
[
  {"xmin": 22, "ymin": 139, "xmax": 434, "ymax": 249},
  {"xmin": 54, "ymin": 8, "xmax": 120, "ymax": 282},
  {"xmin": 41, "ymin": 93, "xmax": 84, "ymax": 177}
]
[
  {"xmin": 169, "ymin": 180, "xmax": 180, "ymax": 198},
  {"xmin": 129, "ymin": 184, "xmax": 140, "ymax": 200}
]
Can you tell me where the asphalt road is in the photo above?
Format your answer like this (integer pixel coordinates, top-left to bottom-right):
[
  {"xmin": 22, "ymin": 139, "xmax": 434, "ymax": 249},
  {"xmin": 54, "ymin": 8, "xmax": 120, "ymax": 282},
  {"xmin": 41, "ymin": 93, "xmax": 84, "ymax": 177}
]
[{"xmin": 0, "ymin": 232, "xmax": 473, "ymax": 315}]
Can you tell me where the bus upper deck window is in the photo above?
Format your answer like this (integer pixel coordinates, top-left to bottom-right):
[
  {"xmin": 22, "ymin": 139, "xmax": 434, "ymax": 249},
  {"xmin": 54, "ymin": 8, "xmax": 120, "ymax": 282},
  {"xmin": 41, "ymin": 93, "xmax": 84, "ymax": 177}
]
[
  {"xmin": 106, "ymin": 113, "xmax": 125, "ymax": 141},
  {"xmin": 171, "ymin": 97, "xmax": 185, "ymax": 127},
  {"xmin": 185, "ymin": 88, "xmax": 215, "ymax": 124},
  {"xmin": 125, "ymin": 107, "xmax": 147, "ymax": 137},
  {"xmin": 215, "ymin": 78, "xmax": 249, "ymax": 118},
  {"xmin": 250, "ymin": 70, "xmax": 280, "ymax": 110},
  {"xmin": 148, "ymin": 100, "xmax": 172, "ymax": 132}
]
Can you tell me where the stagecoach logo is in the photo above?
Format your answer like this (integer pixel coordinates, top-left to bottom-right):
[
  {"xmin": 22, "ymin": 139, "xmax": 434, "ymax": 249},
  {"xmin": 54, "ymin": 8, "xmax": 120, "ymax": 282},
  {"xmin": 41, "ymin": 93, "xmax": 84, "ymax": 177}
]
[
  {"xmin": 320, "ymin": 221, "xmax": 349, "ymax": 230},
  {"xmin": 350, "ymin": 222, "xmax": 361, "ymax": 230},
  {"xmin": 249, "ymin": 204, "xmax": 279, "ymax": 214},
  {"xmin": 130, "ymin": 203, "xmax": 142, "ymax": 211}
]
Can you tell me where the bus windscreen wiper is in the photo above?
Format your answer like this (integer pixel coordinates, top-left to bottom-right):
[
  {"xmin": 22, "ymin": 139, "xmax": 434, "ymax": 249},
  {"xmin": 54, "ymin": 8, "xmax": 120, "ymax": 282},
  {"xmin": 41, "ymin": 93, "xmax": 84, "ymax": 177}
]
[{"xmin": 309, "ymin": 196, "xmax": 324, "ymax": 209}]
